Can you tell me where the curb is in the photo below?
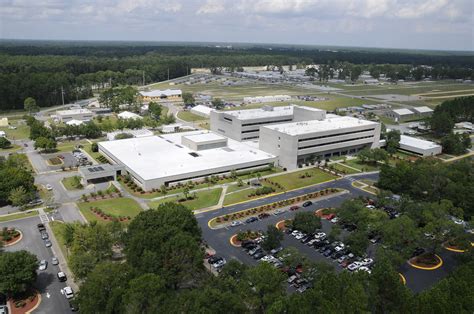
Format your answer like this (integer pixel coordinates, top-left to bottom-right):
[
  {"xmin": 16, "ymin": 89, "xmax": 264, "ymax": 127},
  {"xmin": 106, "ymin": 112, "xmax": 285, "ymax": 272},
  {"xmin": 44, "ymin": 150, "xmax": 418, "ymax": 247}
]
[
  {"xmin": 275, "ymin": 220, "xmax": 286, "ymax": 230},
  {"xmin": 351, "ymin": 181, "xmax": 377, "ymax": 195},
  {"xmin": 399, "ymin": 273, "xmax": 407, "ymax": 285},
  {"xmin": 407, "ymin": 254, "xmax": 443, "ymax": 271},
  {"xmin": 3, "ymin": 229, "xmax": 23, "ymax": 247},
  {"xmin": 229, "ymin": 234, "xmax": 241, "ymax": 247},
  {"xmin": 26, "ymin": 292, "xmax": 42, "ymax": 314}
]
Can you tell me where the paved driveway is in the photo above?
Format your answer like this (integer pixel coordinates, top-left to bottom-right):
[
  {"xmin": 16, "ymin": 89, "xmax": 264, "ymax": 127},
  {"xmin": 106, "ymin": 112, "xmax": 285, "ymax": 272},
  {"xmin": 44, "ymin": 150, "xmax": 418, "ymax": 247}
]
[{"xmin": 1, "ymin": 217, "xmax": 73, "ymax": 314}]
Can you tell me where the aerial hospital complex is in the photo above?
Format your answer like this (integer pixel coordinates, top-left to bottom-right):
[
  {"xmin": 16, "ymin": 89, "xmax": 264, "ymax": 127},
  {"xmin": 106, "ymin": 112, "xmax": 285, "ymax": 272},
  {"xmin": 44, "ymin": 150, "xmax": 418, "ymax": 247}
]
[{"xmin": 97, "ymin": 105, "xmax": 384, "ymax": 191}]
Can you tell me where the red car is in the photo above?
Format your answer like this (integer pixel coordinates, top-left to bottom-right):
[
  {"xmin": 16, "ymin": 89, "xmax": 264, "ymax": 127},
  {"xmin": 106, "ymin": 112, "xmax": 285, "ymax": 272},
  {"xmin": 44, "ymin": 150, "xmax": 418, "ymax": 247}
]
[
  {"xmin": 325, "ymin": 213, "xmax": 336, "ymax": 220},
  {"xmin": 290, "ymin": 205, "xmax": 300, "ymax": 211}
]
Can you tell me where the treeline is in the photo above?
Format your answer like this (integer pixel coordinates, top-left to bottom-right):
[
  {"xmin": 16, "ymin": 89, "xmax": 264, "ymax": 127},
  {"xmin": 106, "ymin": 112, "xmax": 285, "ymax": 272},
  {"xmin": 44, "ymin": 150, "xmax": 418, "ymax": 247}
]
[
  {"xmin": 378, "ymin": 159, "xmax": 474, "ymax": 219},
  {"xmin": 73, "ymin": 202, "xmax": 474, "ymax": 313},
  {"xmin": 1, "ymin": 43, "xmax": 473, "ymax": 110}
]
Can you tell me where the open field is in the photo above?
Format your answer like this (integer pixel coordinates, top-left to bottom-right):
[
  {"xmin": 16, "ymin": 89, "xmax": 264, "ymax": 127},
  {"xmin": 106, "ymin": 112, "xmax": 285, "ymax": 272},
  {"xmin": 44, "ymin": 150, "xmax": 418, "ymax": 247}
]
[
  {"xmin": 62, "ymin": 176, "xmax": 83, "ymax": 190},
  {"xmin": 56, "ymin": 140, "xmax": 88, "ymax": 153},
  {"xmin": 148, "ymin": 188, "xmax": 222, "ymax": 210},
  {"xmin": 77, "ymin": 197, "xmax": 142, "ymax": 224},
  {"xmin": 343, "ymin": 159, "xmax": 380, "ymax": 172},
  {"xmin": 0, "ymin": 119, "xmax": 30, "ymax": 140},
  {"xmin": 269, "ymin": 168, "xmax": 337, "ymax": 190},
  {"xmin": 177, "ymin": 111, "xmax": 207, "ymax": 122},
  {"xmin": 0, "ymin": 144, "xmax": 22, "ymax": 153},
  {"xmin": 342, "ymin": 82, "xmax": 473, "ymax": 97}
]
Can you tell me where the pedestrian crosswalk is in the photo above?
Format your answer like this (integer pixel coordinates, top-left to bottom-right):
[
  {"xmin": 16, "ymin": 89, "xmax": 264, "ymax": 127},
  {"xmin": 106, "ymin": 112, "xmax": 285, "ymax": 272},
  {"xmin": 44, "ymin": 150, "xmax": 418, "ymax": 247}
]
[{"xmin": 39, "ymin": 213, "xmax": 50, "ymax": 224}]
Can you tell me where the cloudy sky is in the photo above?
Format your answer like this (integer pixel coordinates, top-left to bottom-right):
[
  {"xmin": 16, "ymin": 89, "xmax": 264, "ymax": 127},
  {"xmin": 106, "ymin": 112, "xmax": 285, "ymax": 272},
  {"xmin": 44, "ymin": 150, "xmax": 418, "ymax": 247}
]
[{"xmin": 1, "ymin": 0, "xmax": 473, "ymax": 51}]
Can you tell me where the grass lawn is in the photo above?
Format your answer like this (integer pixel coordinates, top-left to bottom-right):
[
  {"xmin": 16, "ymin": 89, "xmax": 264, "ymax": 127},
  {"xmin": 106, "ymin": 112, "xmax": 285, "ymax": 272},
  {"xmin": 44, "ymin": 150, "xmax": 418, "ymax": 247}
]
[
  {"xmin": 222, "ymin": 186, "xmax": 275, "ymax": 206},
  {"xmin": 225, "ymin": 184, "xmax": 250, "ymax": 194},
  {"xmin": 0, "ymin": 210, "xmax": 38, "ymax": 223},
  {"xmin": 49, "ymin": 221, "xmax": 69, "ymax": 258},
  {"xmin": 77, "ymin": 197, "xmax": 142, "ymax": 224},
  {"xmin": 0, "ymin": 121, "xmax": 30, "ymax": 140},
  {"xmin": 332, "ymin": 162, "xmax": 360, "ymax": 174},
  {"xmin": 343, "ymin": 159, "xmax": 380, "ymax": 172},
  {"xmin": 83, "ymin": 143, "xmax": 104, "ymax": 162},
  {"xmin": 0, "ymin": 144, "xmax": 22, "ymax": 153},
  {"xmin": 37, "ymin": 185, "xmax": 53, "ymax": 202},
  {"xmin": 177, "ymin": 111, "xmax": 207, "ymax": 122},
  {"xmin": 56, "ymin": 140, "xmax": 87, "ymax": 153},
  {"xmin": 148, "ymin": 188, "xmax": 222, "ymax": 210},
  {"xmin": 62, "ymin": 176, "xmax": 83, "ymax": 190},
  {"xmin": 269, "ymin": 168, "xmax": 336, "ymax": 190}
]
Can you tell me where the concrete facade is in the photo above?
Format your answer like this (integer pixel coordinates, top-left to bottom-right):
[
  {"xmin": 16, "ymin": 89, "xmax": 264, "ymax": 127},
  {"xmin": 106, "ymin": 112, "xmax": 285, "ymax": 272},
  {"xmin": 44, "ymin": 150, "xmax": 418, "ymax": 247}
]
[
  {"xmin": 259, "ymin": 115, "xmax": 381, "ymax": 170},
  {"xmin": 210, "ymin": 105, "xmax": 326, "ymax": 141},
  {"xmin": 56, "ymin": 109, "xmax": 94, "ymax": 123}
]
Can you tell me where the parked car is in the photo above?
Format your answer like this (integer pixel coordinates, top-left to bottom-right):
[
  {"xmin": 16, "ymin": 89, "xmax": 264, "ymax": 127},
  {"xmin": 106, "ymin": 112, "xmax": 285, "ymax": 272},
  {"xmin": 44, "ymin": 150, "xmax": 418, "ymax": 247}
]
[
  {"xmin": 357, "ymin": 266, "xmax": 372, "ymax": 274},
  {"xmin": 295, "ymin": 233, "xmax": 305, "ymax": 240},
  {"xmin": 63, "ymin": 286, "xmax": 74, "ymax": 299},
  {"xmin": 241, "ymin": 240, "xmax": 255, "ymax": 248},
  {"xmin": 52, "ymin": 257, "xmax": 59, "ymax": 265},
  {"xmin": 323, "ymin": 249, "xmax": 333, "ymax": 257},
  {"xmin": 245, "ymin": 217, "xmax": 258, "ymax": 224},
  {"xmin": 212, "ymin": 258, "xmax": 227, "ymax": 268},
  {"xmin": 360, "ymin": 258, "xmax": 374, "ymax": 267},
  {"xmin": 45, "ymin": 184, "xmax": 53, "ymax": 191},
  {"xmin": 287, "ymin": 275, "xmax": 298, "ymax": 284},
  {"xmin": 270, "ymin": 247, "xmax": 283, "ymax": 255},
  {"xmin": 253, "ymin": 252, "xmax": 265, "ymax": 260},
  {"xmin": 41, "ymin": 231, "xmax": 49, "ymax": 240},
  {"xmin": 302, "ymin": 201, "xmax": 313, "ymax": 207},
  {"xmin": 325, "ymin": 213, "xmax": 336, "ymax": 220},
  {"xmin": 57, "ymin": 271, "xmax": 67, "ymax": 282},
  {"xmin": 348, "ymin": 262, "xmax": 363, "ymax": 271},
  {"xmin": 330, "ymin": 217, "xmax": 339, "ymax": 224},
  {"xmin": 230, "ymin": 221, "xmax": 243, "ymax": 227},
  {"xmin": 38, "ymin": 260, "xmax": 48, "ymax": 271},
  {"xmin": 44, "ymin": 239, "xmax": 52, "ymax": 247},
  {"xmin": 258, "ymin": 213, "xmax": 270, "ymax": 219},
  {"xmin": 273, "ymin": 209, "xmax": 286, "ymax": 215},
  {"xmin": 289, "ymin": 205, "xmax": 300, "ymax": 211},
  {"xmin": 37, "ymin": 223, "xmax": 46, "ymax": 232}
]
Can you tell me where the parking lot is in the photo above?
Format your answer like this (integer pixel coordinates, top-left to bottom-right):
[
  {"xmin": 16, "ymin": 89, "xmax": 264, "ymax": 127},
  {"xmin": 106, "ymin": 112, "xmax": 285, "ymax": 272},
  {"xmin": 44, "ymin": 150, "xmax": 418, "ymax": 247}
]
[{"xmin": 1, "ymin": 217, "xmax": 75, "ymax": 313}]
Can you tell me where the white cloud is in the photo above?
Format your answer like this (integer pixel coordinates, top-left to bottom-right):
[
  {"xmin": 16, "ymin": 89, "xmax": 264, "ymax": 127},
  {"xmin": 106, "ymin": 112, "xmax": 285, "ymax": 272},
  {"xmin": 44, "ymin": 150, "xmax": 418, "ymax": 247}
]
[{"xmin": 197, "ymin": 0, "xmax": 225, "ymax": 14}]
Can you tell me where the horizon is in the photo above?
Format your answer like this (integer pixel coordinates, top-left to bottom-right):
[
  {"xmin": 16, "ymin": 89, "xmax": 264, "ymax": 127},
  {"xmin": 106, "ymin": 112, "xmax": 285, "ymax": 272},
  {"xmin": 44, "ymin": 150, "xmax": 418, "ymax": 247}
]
[{"xmin": 1, "ymin": 0, "xmax": 472, "ymax": 52}]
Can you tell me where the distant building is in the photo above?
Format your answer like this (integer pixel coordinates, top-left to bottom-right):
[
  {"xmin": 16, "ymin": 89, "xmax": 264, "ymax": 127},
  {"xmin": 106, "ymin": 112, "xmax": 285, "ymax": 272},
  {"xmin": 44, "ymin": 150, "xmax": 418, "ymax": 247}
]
[
  {"xmin": 190, "ymin": 105, "xmax": 213, "ymax": 118},
  {"xmin": 106, "ymin": 129, "xmax": 154, "ymax": 141},
  {"xmin": 243, "ymin": 95, "xmax": 291, "ymax": 104},
  {"xmin": 412, "ymin": 106, "xmax": 433, "ymax": 118},
  {"xmin": 65, "ymin": 119, "xmax": 84, "ymax": 126},
  {"xmin": 118, "ymin": 111, "xmax": 142, "ymax": 120},
  {"xmin": 0, "ymin": 131, "xmax": 5, "ymax": 137},
  {"xmin": 363, "ymin": 79, "xmax": 379, "ymax": 85},
  {"xmin": 385, "ymin": 108, "xmax": 415, "ymax": 122},
  {"xmin": 139, "ymin": 89, "xmax": 182, "ymax": 102},
  {"xmin": 0, "ymin": 118, "xmax": 8, "ymax": 127},
  {"xmin": 455, "ymin": 121, "xmax": 473, "ymax": 131},
  {"xmin": 56, "ymin": 109, "xmax": 94, "ymax": 123},
  {"xmin": 399, "ymin": 135, "xmax": 442, "ymax": 156}
]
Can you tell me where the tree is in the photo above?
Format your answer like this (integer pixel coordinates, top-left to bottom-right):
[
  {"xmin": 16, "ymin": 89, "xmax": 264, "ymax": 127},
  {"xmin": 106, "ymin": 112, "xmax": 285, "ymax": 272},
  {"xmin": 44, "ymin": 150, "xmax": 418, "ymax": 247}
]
[
  {"xmin": 385, "ymin": 130, "xmax": 401, "ymax": 155},
  {"xmin": 91, "ymin": 142, "xmax": 98, "ymax": 152},
  {"xmin": 148, "ymin": 102, "xmax": 163, "ymax": 119},
  {"xmin": 183, "ymin": 186, "xmax": 190, "ymax": 200},
  {"xmin": 262, "ymin": 225, "xmax": 283, "ymax": 251},
  {"xmin": 211, "ymin": 98, "xmax": 224, "ymax": 110},
  {"xmin": 0, "ymin": 138, "xmax": 11, "ymax": 149},
  {"xmin": 0, "ymin": 250, "xmax": 38, "ymax": 296},
  {"xmin": 77, "ymin": 262, "xmax": 134, "ymax": 313},
  {"xmin": 380, "ymin": 215, "xmax": 419, "ymax": 259},
  {"xmin": 429, "ymin": 111, "xmax": 454, "ymax": 137},
  {"xmin": 123, "ymin": 273, "xmax": 169, "ymax": 313},
  {"xmin": 328, "ymin": 224, "xmax": 342, "ymax": 242},
  {"xmin": 345, "ymin": 229, "xmax": 369, "ymax": 256},
  {"xmin": 350, "ymin": 65, "xmax": 362, "ymax": 81},
  {"xmin": 441, "ymin": 132, "xmax": 470, "ymax": 154},
  {"xmin": 114, "ymin": 133, "xmax": 134, "ymax": 140},
  {"xmin": 24, "ymin": 97, "xmax": 39, "ymax": 114},
  {"xmin": 8, "ymin": 186, "xmax": 32, "ymax": 207},
  {"xmin": 34, "ymin": 136, "xmax": 57, "ymax": 152},
  {"xmin": 182, "ymin": 92, "xmax": 195, "ymax": 105},
  {"xmin": 240, "ymin": 262, "xmax": 286, "ymax": 313},
  {"xmin": 292, "ymin": 212, "xmax": 321, "ymax": 234}
]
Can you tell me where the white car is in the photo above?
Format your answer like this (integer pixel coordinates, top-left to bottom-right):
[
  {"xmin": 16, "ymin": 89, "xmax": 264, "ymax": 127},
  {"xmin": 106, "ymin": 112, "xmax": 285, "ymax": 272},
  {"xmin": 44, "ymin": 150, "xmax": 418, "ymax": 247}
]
[
  {"xmin": 366, "ymin": 205, "xmax": 375, "ymax": 209},
  {"xmin": 314, "ymin": 232, "xmax": 326, "ymax": 239},
  {"xmin": 334, "ymin": 244, "xmax": 345, "ymax": 252},
  {"xmin": 295, "ymin": 233, "xmax": 305, "ymax": 240},
  {"xmin": 291, "ymin": 230, "xmax": 300, "ymax": 236},
  {"xmin": 360, "ymin": 258, "xmax": 374, "ymax": 266},
  {"xmin": 230, "ymin": 221, "xmax": 242, "ymax": 227},
  {"xmin": 52, "ymin": 257, "xmax": 59, "ymax": 265},
  {"xmin": 330, "ymin": 217, "xmax": 339, "ymax": 224},
  {"xmin": 357, "ymin": 266, "xmax": 372, "ymax": 274},
  {"xmin": 63, "ymin": 286, "xmax": 74, "ymax": 299},
  {"xmin": 38, "ymin": 260, "xmax": 48, "ymax": 271},
  {"xmin": 348, "ymin": 262, "xmax": 362, "ymax": 271},
  {"xmin": 45, "ymin": 184, "xmax": 53, "ymax": 191},
  {"xmin": 451, "ymin": 217, "xmax": 465, "ymax": 226}
]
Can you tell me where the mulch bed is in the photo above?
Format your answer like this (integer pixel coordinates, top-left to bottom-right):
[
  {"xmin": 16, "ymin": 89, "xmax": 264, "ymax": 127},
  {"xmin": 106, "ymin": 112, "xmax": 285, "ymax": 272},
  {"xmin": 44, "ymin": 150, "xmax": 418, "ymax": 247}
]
[
  {"xmin": 230, "ymin": 235, "xmax": 241, "ymax": 247},
  {"xmin": 0, "ymin": 228, "xmax": 21, "ymax": 246},
  {"xmin": 276, "ymin": 220, "xmax": 286, "ymax": 230},
  {"xmin": 410, "ymin": 253, "xmax": 441, "ymax": 267},
  {"xmin": 8, "ymin": 290, "xmax": 40, "ymax": 314}
]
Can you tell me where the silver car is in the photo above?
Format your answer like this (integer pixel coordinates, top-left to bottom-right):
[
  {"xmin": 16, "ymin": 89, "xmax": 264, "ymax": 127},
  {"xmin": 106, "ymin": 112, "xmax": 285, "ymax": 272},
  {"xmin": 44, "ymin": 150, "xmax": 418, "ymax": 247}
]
[{"xmin": 39, "ymin": 260, "xmax": 48, "ymax": 271}]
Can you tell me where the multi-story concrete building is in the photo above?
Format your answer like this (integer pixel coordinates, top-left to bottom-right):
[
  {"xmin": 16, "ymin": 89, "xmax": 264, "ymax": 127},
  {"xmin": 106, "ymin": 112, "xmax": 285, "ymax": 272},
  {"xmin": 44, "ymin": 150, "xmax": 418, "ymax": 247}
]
[
  {"xmin": 210, "ymin": 105, "xmax": 326, "ymax": 141},
  {"xmin": 258, "ymin": 115, "xmax": 381, "ymax": 170},
  {"xmin": 56, "ymin": 109, "xmax": 94, "ymax": 123}
]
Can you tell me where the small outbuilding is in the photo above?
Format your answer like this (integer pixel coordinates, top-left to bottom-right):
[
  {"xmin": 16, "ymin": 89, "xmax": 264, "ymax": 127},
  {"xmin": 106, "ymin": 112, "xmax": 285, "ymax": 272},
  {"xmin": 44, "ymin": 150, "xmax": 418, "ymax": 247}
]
[
  {"xmin": 399, "ymin": 135, "xmax": 442, "ymax": 157},
  {"xmin": 118, "ymin": 111, "xmax": 142, "ymax": 120}
]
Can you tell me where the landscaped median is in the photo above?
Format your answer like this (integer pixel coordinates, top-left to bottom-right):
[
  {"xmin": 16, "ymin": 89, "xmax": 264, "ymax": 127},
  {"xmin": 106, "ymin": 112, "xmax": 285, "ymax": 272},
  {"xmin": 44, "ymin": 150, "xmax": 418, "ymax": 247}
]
[
  {"xmin": 76, "ymin": 197, "xmax": 142, "ymax": 224},
  {"xmin": 209, "ymin": 188, "xmax": 345, "ymax": 229},
  {"xmin": 408, "ymin": 253, "xmax": 443, "ymax": 270},
  {"xmin": 0, "ymin": 210, "xmax": 38, "ymax": 223}
]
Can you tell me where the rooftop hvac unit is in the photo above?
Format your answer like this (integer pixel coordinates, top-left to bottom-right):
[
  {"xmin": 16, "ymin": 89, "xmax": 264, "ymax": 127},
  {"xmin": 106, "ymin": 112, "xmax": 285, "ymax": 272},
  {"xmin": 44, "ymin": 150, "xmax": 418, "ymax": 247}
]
[{"xmin": 262, "ymin": 105, "xmax": 274, "ymax": 111}]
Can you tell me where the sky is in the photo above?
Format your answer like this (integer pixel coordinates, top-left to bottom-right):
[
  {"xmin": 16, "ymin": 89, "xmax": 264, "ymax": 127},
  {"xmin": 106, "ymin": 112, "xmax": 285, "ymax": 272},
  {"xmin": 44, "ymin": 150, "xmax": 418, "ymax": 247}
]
[{"xmin": 0, "ymin": 0, "xmax": 473, "ymax": 51}]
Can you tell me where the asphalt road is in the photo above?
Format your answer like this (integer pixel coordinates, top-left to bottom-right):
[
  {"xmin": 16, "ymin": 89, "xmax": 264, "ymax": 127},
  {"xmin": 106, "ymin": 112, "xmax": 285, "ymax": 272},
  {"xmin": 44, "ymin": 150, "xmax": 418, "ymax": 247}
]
[{"xmin": 1, "ymin": 216, "xmax": 73, "ymax": 314}]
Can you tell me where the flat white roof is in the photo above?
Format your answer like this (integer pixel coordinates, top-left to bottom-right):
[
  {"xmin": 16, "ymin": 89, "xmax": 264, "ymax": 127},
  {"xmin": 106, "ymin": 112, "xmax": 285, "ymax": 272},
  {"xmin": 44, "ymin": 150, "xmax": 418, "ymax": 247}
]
[
  {"xmin": 400, "ymin": 135, "xmax": 441, "ymax": 150},
  {"xmin": 412, "ymin": 106, "xmax": 433, "ymax": 113},
  {"xmin": 99, "ymin": 131, "xmax": 275, "ymax": 180},
  {"xmin": 140, "ymin": 89, "xmax": 182, "ymax": 97},
  {"xmin": 118, "ymin": 111, "xmax": 142, "ymax": 119},
  {"xmin": 263, "ymin": 115, "xmax": 378, "ymax": 136},
  {"xmin": 182, "ymin": 132, "xmax": 226, "ymax": 143},
  {"xmin": 392, "ymin": 108, "xmax": 414, "ymax": 115},
  {"xmin": 191, "ymin": 105, "xmax": 213, "ymax": 115},
  {"xmin": 57, "ymin": 109, "xmax": 92, "ymax": 115},
  {"xmin": 224, "ymin": 105, "xmax": 294, "ymax": 120}
]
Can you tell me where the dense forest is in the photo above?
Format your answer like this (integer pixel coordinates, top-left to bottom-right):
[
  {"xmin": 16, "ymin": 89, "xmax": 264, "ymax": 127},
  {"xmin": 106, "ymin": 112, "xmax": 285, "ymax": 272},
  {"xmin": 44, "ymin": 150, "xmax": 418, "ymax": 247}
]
[{"xmin": 0, "ymin": 42, "xmax": 473, "ymax": 111}]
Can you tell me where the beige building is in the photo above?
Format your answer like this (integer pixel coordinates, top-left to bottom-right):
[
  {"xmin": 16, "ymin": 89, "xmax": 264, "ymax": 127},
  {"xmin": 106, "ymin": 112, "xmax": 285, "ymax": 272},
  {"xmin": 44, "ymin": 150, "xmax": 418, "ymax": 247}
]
[{"xmin": 139, "ymin": 89, "xmax": 182, "ymax": 102}]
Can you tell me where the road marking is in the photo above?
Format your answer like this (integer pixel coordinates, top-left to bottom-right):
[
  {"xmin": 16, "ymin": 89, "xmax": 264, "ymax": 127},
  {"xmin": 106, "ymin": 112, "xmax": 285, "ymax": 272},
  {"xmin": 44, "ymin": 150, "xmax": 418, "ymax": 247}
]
[
  {"xmin": 46, "ymin": 292, "xmax": 50, "ymax": 298},
  {"xmin": 40, "ymin": 214, "xmax": 49, "ymax": 224}
]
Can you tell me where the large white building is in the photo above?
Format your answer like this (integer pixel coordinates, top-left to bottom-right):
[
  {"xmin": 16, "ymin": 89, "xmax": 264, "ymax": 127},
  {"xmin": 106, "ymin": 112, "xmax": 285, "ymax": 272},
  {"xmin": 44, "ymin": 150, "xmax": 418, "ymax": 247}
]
[
  {"xmin": 98, "ymin": 131, "xmax": 276, "ymax": 191},
  {"xmin": 399, "ymin": 135, "xmax": 442, "ymax": 156},
  {"xmin": 210, "ymin": 105, "xmax": 326, "ymax": 141},
  {"xmin": 56, "ymin": 109, "xmax": 94, "ymax": 123},
  {"xmin": 259, "ymin": 115, "xmax": 381, "ymax": 170},
  {"xmin": 243, "ymin": 95, "xmax": 291, "ymax": 104},
  {"xmin": 139, "ymin": 89, "xmax": 182, "ymax": 102}
]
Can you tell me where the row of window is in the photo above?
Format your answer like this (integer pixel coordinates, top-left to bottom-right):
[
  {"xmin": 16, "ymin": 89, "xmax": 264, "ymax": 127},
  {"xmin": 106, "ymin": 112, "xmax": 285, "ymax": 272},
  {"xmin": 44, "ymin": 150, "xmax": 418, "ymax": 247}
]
[
  {"xmin": 298, "ymin": 136, "xmax": 374, "ymax": 150},
  {"xmin": 242, "ymin": 136, "xmax": 259, "ymax": 140},
  {"xmin": 242, "ymin": 129, "xmax": 259, "ymax": 134},
  {"xmin": 298, "ymin": 128, "xmax": 376, "ymax": 142},
  {"xmin": 241, "ymin": 118, "xmax": 293, "ymax": 127}
]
